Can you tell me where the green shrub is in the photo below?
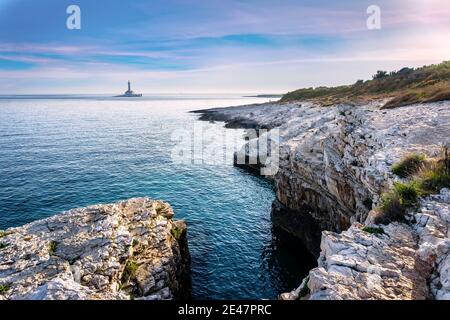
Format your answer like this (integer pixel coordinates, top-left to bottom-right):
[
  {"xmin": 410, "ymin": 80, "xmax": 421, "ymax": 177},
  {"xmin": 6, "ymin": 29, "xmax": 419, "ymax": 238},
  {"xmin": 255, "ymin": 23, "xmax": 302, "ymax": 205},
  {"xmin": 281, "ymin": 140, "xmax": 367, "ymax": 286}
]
[
  {"xmin": 0, "ymin": 284, "xmax": 10, "ymax": 295},
  {"xmin": 391, "ymin": 153, "xmax": 426, "ymax": 178},
  {"xmin": 362, "ymin": 226, "xmax": 385, "ymax": 235},
  {"xmin": 375, "ymin": 192, "xmax": 407, "ymax": 224},
  {"xmin": 373, "ymin": 70, "xmax": 388, "ymax": 80},
  {"xmin": 393, "ymin": 181, "xmax": 421, "ymax": 206},
  {"xmin": 171, "ymin": 225, "xmax": 184, "ymax": 240},
  {"xmin": 375, "ymin": 150, "xmax": 450, "ymax": 225},
  {"xmin": 298, "ymin": 276, "xmax": 310, "ymax": 298},
  {"xmin": 0, "ymin": 242, "xmax": 9, "ymax": 250},
  {"xmin": 418, "ymin": 161, "xmax": 450, "ymax": 193},
  {"xmin": 281, "ymin": 61, "xmax": 450, "ymax": 106},
  {"xmin": 121, "ymin": 260, "xmax": 138, "ymax": 283},
  {"xmin": 49, "ymin": 241, "xmax": 58, "ymax": 256},
  {"xmin": 375, "ymin": 182, "xmax": 420, "ymax": 224}
]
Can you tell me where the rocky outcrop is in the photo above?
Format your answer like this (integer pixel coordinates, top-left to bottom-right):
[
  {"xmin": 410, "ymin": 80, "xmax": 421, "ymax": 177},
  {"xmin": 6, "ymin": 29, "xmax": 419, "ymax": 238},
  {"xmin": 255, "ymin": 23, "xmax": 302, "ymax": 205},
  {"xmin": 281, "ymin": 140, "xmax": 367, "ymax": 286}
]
[
  {"xmin": 196, "ymin": 100, "xmax": 450, "ymax": 299},
  {"xmin": 416, "ymin": 189, "xmax": 450, "ymax": 300},
  {"xmin": 280, "ymin": 188, "xmax": 449, "ymax": 300},
  {"xmin": 196, "ymin": 101, "xmax": 449, "ymax": 255},
  {"xmin": 0, "ymin": 198, "xmax": 191, "ymax": 300}
]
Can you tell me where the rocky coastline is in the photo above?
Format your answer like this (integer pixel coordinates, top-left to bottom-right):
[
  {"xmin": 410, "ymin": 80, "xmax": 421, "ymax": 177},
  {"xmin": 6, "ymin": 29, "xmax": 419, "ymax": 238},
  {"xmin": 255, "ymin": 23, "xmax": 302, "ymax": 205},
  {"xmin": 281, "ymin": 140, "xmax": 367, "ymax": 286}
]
[
  {"xmin": 194, "ymin": 99, "xmax": 450, "ymax": 299},
  {"xmin": 1, "ymin": 99, "xmax": 448, "ymax": 300},
  {"xmin": 0, "ymin": 198, "xmax": 191, "ymax": 300}
]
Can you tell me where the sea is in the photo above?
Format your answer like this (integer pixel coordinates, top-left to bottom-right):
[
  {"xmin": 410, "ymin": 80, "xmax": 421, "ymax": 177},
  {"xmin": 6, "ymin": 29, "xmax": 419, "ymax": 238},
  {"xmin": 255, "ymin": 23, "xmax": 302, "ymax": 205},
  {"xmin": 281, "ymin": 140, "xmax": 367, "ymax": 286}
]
[{"xmin": 0, "ymin": 94, "xmax": 315, "ymax": 299}]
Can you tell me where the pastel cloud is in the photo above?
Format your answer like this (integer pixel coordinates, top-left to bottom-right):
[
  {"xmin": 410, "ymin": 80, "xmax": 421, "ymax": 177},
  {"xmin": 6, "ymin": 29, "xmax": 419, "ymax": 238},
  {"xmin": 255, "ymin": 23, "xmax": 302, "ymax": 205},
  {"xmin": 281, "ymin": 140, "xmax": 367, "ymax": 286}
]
[{"xmin": 0, "ymin": 0, "xmax": 448, "ymax": 93}]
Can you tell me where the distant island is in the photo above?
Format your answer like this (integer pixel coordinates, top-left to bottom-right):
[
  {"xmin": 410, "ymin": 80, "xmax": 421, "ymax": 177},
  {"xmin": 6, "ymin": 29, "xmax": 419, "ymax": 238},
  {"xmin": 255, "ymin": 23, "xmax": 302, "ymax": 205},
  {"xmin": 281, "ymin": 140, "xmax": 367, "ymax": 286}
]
[{"xmin": 115, "ymin": 81, "xmax": 142, "ymax": 97}]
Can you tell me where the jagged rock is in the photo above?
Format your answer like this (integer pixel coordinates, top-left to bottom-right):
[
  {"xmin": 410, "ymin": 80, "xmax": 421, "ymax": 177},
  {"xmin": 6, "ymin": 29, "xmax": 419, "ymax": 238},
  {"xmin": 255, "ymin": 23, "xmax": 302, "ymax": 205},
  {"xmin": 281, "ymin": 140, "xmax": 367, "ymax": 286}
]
[
  {"xmin": 416, "ymin": 189, "xmax": 450, "ymax": 300},
  {"xmin": 0, "ymin": 198, "xmax": 191, "ymax": 300},
  {"xmin": 196, "ymin": 100, "xmax": 450, "ymax": 300},
  {"xmin": 197, "ymin": 101, "xmax": 449, "ymax": 253},
  {"xmin": 281, "ymin": 189, "xmax": 449, "ymax": 300},
  {"xmin": 307, "ymin": 222, "xmax": 430, "ymax": 300}
]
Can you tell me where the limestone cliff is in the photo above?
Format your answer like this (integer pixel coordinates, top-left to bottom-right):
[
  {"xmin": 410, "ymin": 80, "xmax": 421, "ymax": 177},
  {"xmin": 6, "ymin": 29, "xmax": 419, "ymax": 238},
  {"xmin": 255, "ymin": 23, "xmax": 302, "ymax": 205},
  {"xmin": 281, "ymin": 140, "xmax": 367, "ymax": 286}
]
[
  {"xmin": 195, "ymin": 100, "xmax": 450, "ymax": 299},
  {"xmin": 0, "ymin": 198, "xmax": 191, "ymax": 300},
  {"xmin": 280, "ymin": 188, "xmax": 449, "ymax": 300},
  {"xmin": 196, "ymin": 101, "xmax": 448, "ymax": 253}
]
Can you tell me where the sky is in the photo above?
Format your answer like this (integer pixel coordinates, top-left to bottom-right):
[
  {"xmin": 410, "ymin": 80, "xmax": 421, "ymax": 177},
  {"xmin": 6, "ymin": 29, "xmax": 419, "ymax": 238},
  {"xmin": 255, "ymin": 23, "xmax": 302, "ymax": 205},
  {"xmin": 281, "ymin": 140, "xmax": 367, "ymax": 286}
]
[{"xmin": 0, "ymin": 0, "xmax": 449, "ymax": 94}]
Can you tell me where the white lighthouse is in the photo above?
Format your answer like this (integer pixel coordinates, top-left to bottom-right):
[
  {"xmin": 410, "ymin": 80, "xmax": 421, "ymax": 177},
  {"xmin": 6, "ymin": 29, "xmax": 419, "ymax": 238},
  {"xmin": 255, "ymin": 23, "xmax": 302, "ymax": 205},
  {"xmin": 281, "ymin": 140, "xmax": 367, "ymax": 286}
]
[{"xmin": 116, "ymin": 80, "xmax": 142, "ymax": 97}]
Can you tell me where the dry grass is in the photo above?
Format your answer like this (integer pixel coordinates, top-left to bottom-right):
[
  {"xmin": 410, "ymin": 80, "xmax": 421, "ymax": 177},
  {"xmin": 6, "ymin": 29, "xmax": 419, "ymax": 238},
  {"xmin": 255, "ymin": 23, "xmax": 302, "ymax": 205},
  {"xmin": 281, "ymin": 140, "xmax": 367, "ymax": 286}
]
[
  {"xmin": 391, "ymin": 153, "xmax": 427, "ymax": 178},
  {"xmin": 415, "ymin": 159, "xmax": 450, "ymax": 194},
  {"xmin": 281, "ymin": 61, "xmax": 450, "ymax": 108},
  {"xmin": 382, "ymin": 86, "xmax": 450, "ymax": 109},
  {"xmin": 373, "ymin": 183, "xmax": 417, "ymax": 225}
]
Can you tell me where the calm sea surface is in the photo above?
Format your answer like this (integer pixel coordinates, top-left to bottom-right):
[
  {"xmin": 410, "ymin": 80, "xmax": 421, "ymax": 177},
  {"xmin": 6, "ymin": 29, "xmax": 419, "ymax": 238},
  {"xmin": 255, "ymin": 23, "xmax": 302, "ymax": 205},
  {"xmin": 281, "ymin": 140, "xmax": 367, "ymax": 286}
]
[{"xmin": 0, "ymin": 95, "xmax": 315, "ymax": 299}]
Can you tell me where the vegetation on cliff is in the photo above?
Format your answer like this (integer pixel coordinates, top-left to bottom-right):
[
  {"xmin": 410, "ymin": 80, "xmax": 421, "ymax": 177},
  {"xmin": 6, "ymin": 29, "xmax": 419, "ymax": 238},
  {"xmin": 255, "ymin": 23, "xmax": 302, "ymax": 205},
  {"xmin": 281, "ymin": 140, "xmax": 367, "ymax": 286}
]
[
  {"xmin": 0, "ymin": 230, "xmax": 11, "ymax": 238},
  {"xmin": 362, "ymin": 226, "xmax": 385, "ymax": 235},
  {"xmin": 0, "ymin": 198, "xmax": 191, "ymax": 300},
  {"xmin": 281, "ymin": 61, "xmax": 450, "ymax": 108},
  {"xmin": 0, "ymin": 284, "xmax": 10, "ymax": 295},
  {"xmin": 391, "ymin": 153, "xmax": 427, "ymax": 178},
  {"xmin": 48, "ymin": 240, "xmax": 58, "ymax": 256},
  {"xmin": 373, "ymin": 146, "xmax": 450, "ymax": 224}
]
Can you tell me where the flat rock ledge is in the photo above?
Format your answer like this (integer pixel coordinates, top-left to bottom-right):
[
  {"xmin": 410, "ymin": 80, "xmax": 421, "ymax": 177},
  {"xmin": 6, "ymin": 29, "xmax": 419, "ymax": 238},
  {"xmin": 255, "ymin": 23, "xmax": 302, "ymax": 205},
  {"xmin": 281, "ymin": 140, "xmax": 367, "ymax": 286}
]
[
  {"xmin": 280, "ymin": 189, "xmax": 450, "ymax": 300},
  {"xmin": 0, "ymin": 198, "xmax": 191, "ymax": 300}
]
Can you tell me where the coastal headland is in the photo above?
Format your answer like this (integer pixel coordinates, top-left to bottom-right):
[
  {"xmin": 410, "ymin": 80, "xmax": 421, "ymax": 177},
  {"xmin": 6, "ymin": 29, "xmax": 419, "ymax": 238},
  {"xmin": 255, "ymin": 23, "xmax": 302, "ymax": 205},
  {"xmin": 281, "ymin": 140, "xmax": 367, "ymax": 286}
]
[
  {"xmin": 0, "ymin": 198, "xmax": 191, "ymax": 300},
  {"xmin": 193, "ymin": 62, "xmax": 450, "ymax": 299}
]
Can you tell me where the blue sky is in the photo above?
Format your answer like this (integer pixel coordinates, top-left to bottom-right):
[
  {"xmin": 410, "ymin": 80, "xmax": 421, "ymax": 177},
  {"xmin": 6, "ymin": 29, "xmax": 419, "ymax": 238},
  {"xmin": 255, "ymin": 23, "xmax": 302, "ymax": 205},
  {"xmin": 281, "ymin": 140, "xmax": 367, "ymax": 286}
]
[{"xmin": 0, "ymin": 0, "xmax": 449, "ymax": 93}]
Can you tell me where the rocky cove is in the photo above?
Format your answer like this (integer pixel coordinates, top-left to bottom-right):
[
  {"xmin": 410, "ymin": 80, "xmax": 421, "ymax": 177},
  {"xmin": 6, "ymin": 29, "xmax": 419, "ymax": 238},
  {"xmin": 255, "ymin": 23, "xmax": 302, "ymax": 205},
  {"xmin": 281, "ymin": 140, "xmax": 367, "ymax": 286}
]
[
  {"xmin": 0, "ymin": 95, "xmax": 306, "ymax": 301},
  {"xmin": 194, "ymin": 100, "xmax": 450, "ymax": 300},
  {"xmin": 0, "ymin": 98, "xmax": 448, "ymax": 301}
]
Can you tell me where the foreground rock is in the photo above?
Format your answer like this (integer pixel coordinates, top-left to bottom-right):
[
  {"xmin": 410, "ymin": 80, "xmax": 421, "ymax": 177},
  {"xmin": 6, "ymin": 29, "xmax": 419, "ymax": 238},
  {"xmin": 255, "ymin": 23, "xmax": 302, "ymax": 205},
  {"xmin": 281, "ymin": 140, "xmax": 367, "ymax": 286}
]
[
  {"xmin": 0, "ymin": 198, "xmax": 191, "ymax": 300},
  {"xmin": 280, "ymin": 189, "xmax": 449, "ymax": 300}
]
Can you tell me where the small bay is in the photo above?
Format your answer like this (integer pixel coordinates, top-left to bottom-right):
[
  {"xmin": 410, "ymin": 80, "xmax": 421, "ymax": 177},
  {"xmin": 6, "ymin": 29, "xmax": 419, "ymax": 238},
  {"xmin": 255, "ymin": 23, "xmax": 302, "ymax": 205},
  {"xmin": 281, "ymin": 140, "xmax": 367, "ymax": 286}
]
[{"xmin": 0, "ymin": 95, "xmax": 315, "ymax": 299}]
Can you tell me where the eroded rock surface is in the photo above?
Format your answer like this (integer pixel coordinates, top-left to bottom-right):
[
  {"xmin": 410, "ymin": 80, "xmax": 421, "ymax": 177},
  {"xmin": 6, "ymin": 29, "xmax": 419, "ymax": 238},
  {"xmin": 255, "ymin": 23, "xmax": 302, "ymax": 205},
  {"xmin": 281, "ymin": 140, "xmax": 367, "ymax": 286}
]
[
  {"xmin": 196, "ymin": 100, "xmax": 450, "ymax": 300},
  {"xmin": 279, "ymin": 189, "xmax": 449, "ymax": 300},
  {"xmin": 416, "ymin": 189, "xmax": 450, "ymax": 300},
  {"xmin": 197, "ymin": 101, "xmax": 449, "ymax": 255},
  {"xmin": 0, "ymin": 198, "xmax": 191, "ymax": 300}
]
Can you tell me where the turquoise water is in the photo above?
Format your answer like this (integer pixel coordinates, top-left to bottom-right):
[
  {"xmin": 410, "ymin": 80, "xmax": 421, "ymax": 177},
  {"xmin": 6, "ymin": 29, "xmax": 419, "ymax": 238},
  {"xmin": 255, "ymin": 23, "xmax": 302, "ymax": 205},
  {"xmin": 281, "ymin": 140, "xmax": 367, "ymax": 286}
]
[{"xmin": 0, "ymin": 95, "xmax": 315, "ymax": 299}]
